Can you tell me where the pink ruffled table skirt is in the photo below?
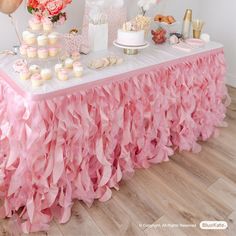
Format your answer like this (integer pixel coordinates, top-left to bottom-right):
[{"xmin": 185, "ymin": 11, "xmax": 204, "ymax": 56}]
[{"xmin": 0, "ymin": 48, "xmax": 229, "ymax": 233}]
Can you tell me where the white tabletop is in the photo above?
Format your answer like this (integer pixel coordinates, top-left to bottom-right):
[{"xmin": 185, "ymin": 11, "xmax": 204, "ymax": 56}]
[{"xmin": 0, "ymin": 41, "xmax": 223, "ymax": 100}]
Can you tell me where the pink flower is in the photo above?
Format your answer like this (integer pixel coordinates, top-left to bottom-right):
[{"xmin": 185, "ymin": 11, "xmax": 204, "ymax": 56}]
[
  {"xmin": 39, "ymin": 0, "xmax": 48, "ymax": 4},
  {"xmin": 28, "ymin": 0, "xmax": 40, "ymax": 8},
  {"xmin": 45, "ymin": 0, "xmax": 64, "ymax": 16},
  {"xmin": 27, "ymin": 0, "xmax": 71, "ymax": 21}
]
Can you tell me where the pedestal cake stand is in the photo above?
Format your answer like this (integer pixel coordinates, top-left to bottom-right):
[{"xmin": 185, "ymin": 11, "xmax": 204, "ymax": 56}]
[{"xmin": 113, "ymin": 41, "xmax": 149, "ymax": 55}]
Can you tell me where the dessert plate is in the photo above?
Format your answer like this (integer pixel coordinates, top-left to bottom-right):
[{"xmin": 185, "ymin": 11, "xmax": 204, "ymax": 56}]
[{"xmin": 185, "ymin": 38, "xmax": 205, "ymax": 47}]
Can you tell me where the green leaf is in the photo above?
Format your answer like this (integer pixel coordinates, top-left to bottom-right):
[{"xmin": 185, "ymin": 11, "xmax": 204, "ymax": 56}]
[{"xmin": 27, "ymin": 6, "xmax": 34, "ymax": 14}]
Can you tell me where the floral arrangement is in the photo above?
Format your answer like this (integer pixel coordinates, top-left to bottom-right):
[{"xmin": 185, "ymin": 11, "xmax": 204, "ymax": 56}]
[
  {"xmin": 123, "ymin": 15, "xmax": 151, "ymax": 32},
  {"xmin": 138, "ymin": 0, "xmax": 161, "ymax": 16},
  {"xmin": 124, "ymin": 0, "xmax": 161, "ymax": 36},
  {"xmin": 27, "ymin": 0, "xmax": 72, "ymax": 23}
]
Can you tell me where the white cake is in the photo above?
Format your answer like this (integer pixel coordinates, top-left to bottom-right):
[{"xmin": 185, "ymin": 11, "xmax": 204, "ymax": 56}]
[{"xmin": 117, "ymin": 29, "xmax": 145, "ymax": 46}]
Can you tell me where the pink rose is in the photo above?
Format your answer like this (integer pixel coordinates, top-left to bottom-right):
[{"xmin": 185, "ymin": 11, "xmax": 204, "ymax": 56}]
[{"xmin": 45, "ymin": 0, "xmax": 63, "ymax": 16}]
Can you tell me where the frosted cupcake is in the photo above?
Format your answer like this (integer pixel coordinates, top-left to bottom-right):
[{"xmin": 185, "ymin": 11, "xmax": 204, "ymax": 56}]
[
  {"xmin": 27, "ymin": 47, "xmax": 37, "ymax": 58},
  {"xmin": 48, "ymin": 32, "xmax": 59, "ymax": 45},
  {"xmin": 57, "ymin": 69, "xmax": 69, "ymax": 81},
  {"xmin": 22, "ymin": 31, "xmax": 30, "ymax": 43},
  {"xmin": 29, "ymin": 64, "xmax": 41, "ymax": 74},
  {"xmin": 71, "ymin": 51, "xmax": 80, "ymax": 61},
  {"xmin": 73, "ymin": 62, "xmax": 83, "ymax": 78},
  {"xmin": 41, "ymin": 68, "xmax": 52, "ymax": 80},
  {"xmin": 38, "ymin": 48, "xmax": 49, "ymax": 59},
  {"xmin": 49, "ymin": 47, "xmax": 58, "ymax": 57},
  {"xmin": 43, "ymin": 18, "xmax": 53, "ymax": 32},
  {"xmin": 54, "ymin": 63, "xmax": 63, "ymax": 74},
  {"xmin": 29, "ymin": 17, "xmax": 42, "ymax": 31},
  {"xmin": 13, "ymin": 59, "xmax": 28, "ymax": 73},
  {"xmin": 31, "ymin": 73, "xmax": 44, "ymax": 87},
  {"xmin": 64, "ymin": 58, "xmax": 74, "ymax": 69},
  {"xmin": 37, "ymin": 35, "xmax": 48, "ymax": 46},
  {"xmin": 24, "ymin": 32, "xmax": 36, "ymax": 45},
  {"xmin": 20, "ymin": 68, "xmax": 31, "ymax": 80},
  {"xmin": 19, "ymin": 44, "xmax": 28, "ymax": 57}
]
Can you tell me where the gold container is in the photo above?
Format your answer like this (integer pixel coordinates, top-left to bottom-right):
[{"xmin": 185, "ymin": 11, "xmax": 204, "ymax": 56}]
[
  {"xmin": 124, "ymin": 48, "xmax": 138, "ymax": 55},
  {"xmin": 193, "ymin": 30, "xmax": 201, "ymax": 39},
  {"xmin": 192, "ymin": 19, "xmax": 204, "ymax": 39}
]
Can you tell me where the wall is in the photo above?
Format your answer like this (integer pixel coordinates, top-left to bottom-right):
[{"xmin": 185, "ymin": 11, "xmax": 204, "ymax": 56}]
[
  {"xmin": 127, "ymin": 0, "xmax": 200, "ymax": 20},
  {"xmin": 198, "ymin": 0, "xmax": 236, "ymax": 87}
]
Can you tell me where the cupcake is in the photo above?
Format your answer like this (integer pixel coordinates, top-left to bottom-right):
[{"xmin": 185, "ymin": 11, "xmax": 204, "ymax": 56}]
[
  {"xmin": 37, "ymin": 35, "xmax": 48, "ymax": 46},
  {"xmin": 57, "ymin": 69, "xmax": 69, "ymax": 81},
  {"xmin": 48, "ymin": 32, "xmax": 59, "ymax": 45},
  {"xmin": 54, "ymin": 63, "xmax": 63, "ymax": 74},
  {"xmin": 43, "ymin": 18, "xmax": 53, "ymax": 32},
  {"xmin": 27, "ymin": 47, "xmax": 37, "ymax": 58},
  {"xmin": 38, "ymin": 48, "xmax": 49, "ymax": 59},
  {"xmin": 29, "ymin": 17, "xmax": 42, "ymax": 31},
  {"xmin": 22, "ymin": 31, "xmax": 30, "ymax": 42},
  {"xmin": 24, "ymin": 32, "xmax": 36, "ymax": 45},
  {"xmin": 19, "ymin": 44, "xmax": 28, "ymax": 57},
  {"xmin": 64, "ymin": 58, "xmax": 74, "ymax": 69},
  {"xmin": 49, "ymin": 47, "xmax": 58, "ymax": 57},
  {"xmin": 73, "ymin": 62, "xmax": 83, "ymax": 78},
  {"xmin": 71, "ymin": 51, "xmax": 80, "ymax": 61},
  {"xmin": 13, "ymin": 59, "xmax": 28, "ymax": 73},
  {"xmin": 31, "ymin": 73, "xmax": 44, "ymax": 87},
  {"xmin": 41, "ymin": 68, "xmax": 52, "ymax": 80},
  {"xmin": 29, "ymin": 64, "xmax": 41, "ymax": 74},
  {"xmin": 20, "ymin": 68, "xmax": 31, "ymax": 80}
]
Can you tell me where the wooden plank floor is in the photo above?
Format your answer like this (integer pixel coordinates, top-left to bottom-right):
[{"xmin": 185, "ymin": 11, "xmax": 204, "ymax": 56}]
[{"xmin": 1, "ymin": 86, "xmax": 236, "ymax": 236}]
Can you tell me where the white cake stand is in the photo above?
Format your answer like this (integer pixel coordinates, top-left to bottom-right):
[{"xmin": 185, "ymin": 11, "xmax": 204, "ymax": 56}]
[{"xmin": 113, "ymin": 41, "xmax": 149, "ymax": 55}]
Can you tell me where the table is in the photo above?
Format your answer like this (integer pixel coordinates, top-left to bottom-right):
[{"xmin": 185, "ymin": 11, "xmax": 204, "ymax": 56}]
[{"xmin": 0, "ymin": 42, "xmax": 230, "ymax": 233}]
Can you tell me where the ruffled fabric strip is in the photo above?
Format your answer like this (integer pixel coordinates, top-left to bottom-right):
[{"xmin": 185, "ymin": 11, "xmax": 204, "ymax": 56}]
[{"xmin": 0, "ymin": 50, "xmax": 229, "ymax": 233}]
